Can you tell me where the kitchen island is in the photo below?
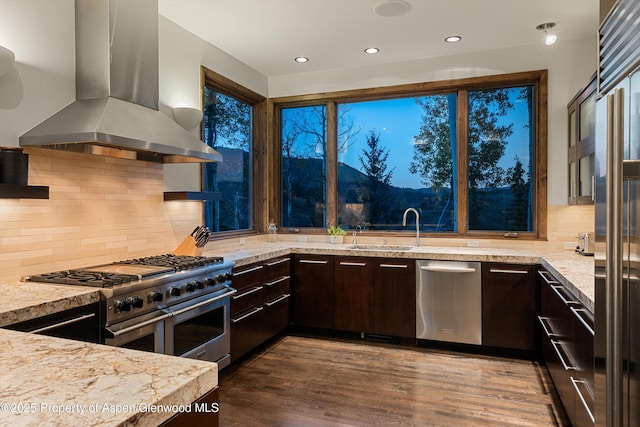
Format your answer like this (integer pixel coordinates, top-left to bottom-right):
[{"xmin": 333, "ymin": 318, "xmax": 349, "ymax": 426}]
[{"xmin": 0, "ymin": 283, "xmax": 218, "ymax": 427}]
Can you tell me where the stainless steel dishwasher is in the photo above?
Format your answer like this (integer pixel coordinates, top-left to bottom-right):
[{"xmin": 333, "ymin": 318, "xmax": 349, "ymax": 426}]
[{"xmin": 416, "ymin": 260, "xmax": 482, "ymax": 345}]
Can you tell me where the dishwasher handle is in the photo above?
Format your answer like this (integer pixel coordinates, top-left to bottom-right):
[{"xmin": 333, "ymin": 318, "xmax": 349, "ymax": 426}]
[{"xmin": 420, "ymin": 265, "xmax": 477, "ymax": 273}]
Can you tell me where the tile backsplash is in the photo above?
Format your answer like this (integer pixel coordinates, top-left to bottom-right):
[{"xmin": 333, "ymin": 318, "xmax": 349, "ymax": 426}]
[
  {"xmin": 0, "ymin": 148, "xmax": 200, "ymax": 283},
  {"xmin": 0, "ymin": 148, "xmax": 595, "ymax": 284}
]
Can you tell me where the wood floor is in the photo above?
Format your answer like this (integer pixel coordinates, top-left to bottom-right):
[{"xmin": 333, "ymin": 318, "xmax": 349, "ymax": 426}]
[{"xmin": 219, "ymin": 335, "xmax": 570, "ymax": 427}]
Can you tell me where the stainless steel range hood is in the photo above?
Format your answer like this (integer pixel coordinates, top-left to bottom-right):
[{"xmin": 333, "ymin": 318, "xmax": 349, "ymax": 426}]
[{"xmin": 19, "ymin": 0, "xmax": 221, "ymax": 163}]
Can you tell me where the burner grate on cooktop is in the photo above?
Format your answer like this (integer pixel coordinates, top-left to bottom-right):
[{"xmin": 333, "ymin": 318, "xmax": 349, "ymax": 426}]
[
  {"xmin": 118, "ymin": 254, "xmax": 223, "ymax": 270},
  {"xmin": 27, "ymin": 271, "xmax": 139, "ymax": 287}
]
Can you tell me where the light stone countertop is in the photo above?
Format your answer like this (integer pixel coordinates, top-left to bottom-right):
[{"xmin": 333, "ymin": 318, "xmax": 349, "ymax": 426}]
[
  {"xmin": 205, "ymin": 240, "xmax": 595, "ymax": 311},
  {"xmin": 0, "ymin": 328, "xmax": 217, "ymax": 427},
  {"xmin": 0, "ymin": 282, "xmax": 102, "ymax": 328}
]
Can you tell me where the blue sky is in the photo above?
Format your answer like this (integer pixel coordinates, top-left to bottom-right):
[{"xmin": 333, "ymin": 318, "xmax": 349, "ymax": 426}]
[{"xmin": 337, "ymin": 89, "xmax": 532, "ymax": 189}]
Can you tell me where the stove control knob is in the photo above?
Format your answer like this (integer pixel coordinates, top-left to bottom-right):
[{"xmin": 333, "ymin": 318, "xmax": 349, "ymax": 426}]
[
  {"xmin": 223, "ymin": 272, "xmax": 233, "ymax": 282},
  {"xmin": 203, "ymin": 277, "xmax": 215, "ymax": 287},
  {"xmin": 214, "ymin": 274, "xmax": 224, "ymax": 284},
  {"xmin": 194, "ymin": 280, "xmax": 205, "ymax": 290},
  {"xmin": 169, "ymin": 287, "xmax": 181, "ymax": 297},
  {"xmin": 184, "ymin": 282, "xmax": 196, "ymax": 293},
  {"xmin": 148, "ymin": 290, "xmax": 163, "ymax": 303},
  {"xmin": 115, "ymin": 299, "xmax": 132, "ymax": 313},
  {"xmin": 129, "ymin": 296, "xmax": 144, "ymax": 309}
]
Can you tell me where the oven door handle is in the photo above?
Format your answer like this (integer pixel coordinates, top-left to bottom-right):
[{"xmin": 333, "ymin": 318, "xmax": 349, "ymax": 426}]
[
  {"xmin": 105, "ymin": 312, "xmax": 172, "ymax": 339},
  {"xmin": 168, "ymin": 288, "xmax": 237, "ymax": 318}
]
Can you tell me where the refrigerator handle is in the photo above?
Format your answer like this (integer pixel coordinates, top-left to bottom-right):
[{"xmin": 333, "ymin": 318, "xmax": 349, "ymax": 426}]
[{"xmin": 605, "ymin": 88, "xmax": 624, "ymax": 427}]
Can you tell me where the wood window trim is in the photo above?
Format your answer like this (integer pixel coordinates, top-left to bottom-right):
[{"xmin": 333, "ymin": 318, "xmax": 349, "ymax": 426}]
[
  {"xmin": 270, "ymin": 70, "xmax": 548, "ymax": 240},
  {"xmin": 200, "ymin": 66, "xmax": 268, "ymax": 233}
]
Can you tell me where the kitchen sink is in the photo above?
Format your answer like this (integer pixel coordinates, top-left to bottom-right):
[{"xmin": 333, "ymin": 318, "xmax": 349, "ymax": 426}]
[{"xmin": 347, "ymin": 244, "xmax": 414, "ymax": 251}]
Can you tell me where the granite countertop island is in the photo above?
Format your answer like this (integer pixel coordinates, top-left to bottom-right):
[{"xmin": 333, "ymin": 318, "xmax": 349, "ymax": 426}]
[
  {"xmin": 0, "ymin": 329, "xmax": 217, "ymax": 427},
  {"xmin": 0, "ymin": 284, "xmax": 218, "ymax": 426}
]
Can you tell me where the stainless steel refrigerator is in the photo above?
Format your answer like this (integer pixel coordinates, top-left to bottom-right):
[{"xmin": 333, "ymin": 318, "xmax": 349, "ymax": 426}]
[{"xmin": 594, "ymin": 64, "xmax": 640, "ymax": 427}]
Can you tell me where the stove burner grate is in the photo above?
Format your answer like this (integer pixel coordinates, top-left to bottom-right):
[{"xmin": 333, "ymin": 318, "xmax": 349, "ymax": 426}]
[
  {"xmin": 27, "ymin": 271, "xmax": 139, "ymax": 287},
  {"xmin": 118, "ymin": 254, "xmax": 223, "ymax": 270}
]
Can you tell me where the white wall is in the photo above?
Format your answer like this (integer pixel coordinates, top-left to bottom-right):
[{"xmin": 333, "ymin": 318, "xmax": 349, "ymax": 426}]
[{"xmin": 269, "ymin": 37, "xmax": 597, "ymax": 205}]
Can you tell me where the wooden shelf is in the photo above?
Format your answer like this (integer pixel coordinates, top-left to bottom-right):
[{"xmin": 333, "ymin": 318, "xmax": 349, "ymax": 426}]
[
  {"xmin": 0, "ymin": 184, "xmax": 49, "ymax": 199},
  {"xmin": 163, "ymin": 191, "xmax": 222, "ymax": 201}
]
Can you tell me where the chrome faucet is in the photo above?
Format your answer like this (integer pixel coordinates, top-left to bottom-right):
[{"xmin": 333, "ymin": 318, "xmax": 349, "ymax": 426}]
[
  {"xmin": 352, "ymin": 225, "xmax": 362, "ymax": 244},
  {"xmin": 402, "ymin": 208, "xmax": 420, "ymax": 246}
]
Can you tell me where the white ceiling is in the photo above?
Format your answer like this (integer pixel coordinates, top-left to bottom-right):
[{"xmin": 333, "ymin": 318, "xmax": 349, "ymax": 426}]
[{"xmin": 158, "ymin": 0, "xmax": 599, "ymax": 77}]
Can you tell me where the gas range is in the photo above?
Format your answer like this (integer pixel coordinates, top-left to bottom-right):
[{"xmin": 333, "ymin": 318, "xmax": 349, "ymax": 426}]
[{"xmin": 27, "ymin": 254, "xmax": 235, "ymax": 325}]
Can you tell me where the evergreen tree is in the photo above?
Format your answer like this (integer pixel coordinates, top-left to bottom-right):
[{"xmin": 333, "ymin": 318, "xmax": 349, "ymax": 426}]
[{"xmin": 358, "ymin": 131, "xmax": 395, "ymax": 227}]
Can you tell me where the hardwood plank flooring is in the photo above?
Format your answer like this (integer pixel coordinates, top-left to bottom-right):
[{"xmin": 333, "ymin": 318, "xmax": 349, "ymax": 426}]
[{"xmin": 219, "ymin": 335, "xmax": 569, "ymax": 427}]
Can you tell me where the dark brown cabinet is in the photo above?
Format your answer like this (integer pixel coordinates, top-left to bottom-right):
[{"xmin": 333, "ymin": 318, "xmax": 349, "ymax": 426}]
[
  {"xmin": 334, "ymin": 257, "xmax": 373, "ymax": 332},
  {"xmin": 292, "ymin": 254, "xmax": 335, "ymax": 329},
  {"xmin": 539, "ymin": 268, "xmax": 594, "ymax": 427},
  {"xmin": 372, "ymin": 259, "xmax": 416, "ymax": 338},
  {"xmin": 568, "ymin": 74, "xmax": 596, "ymax": 205},
  {"xmin": 482, "ymin": 263, "xmax": 538, "ymax": 352},
  {"xmin": 230, "ymin": 257, "xmax": 291, "ymax": 362},
  {"xmin": 160, "ymin": 387, "xmax": 219, "ymax": 427}
]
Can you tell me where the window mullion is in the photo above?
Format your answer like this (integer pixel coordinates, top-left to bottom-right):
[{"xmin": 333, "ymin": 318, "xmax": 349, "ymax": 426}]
[
  {"xmin": 326, "ymin": 101, "xmax": 338, "ymax": 228},
  {"xmin": 456, "ymin": 90, "xmax": 469, "ymax": 236}
]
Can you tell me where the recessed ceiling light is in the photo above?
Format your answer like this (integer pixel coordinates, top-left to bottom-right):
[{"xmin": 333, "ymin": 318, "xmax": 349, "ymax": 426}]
[
  {"xmin": 536, "ymin": 22, "xmax": 557, "ymax": 46},
  {"xmin": 364, "ymin": 47, "xmax": 380, "ymax": 54},
  {"xmin": 294, "ymin": 56, "xmax": 309, "ymax": 63},
  {"xmin": 374, "ymin": 1, "xmax": 412, "ymax": 18},
  {"xmin": 445, "ymin": 35, "xmax": 462, "ymax": 43}
]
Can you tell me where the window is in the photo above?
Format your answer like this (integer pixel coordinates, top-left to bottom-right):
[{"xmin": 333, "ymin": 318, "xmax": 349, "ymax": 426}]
[
  {"xmin": 337, "ymin": 95, "xmax": 457, "ymax": 231},
  {"xmin": 201, "ymin": 67, "xmax": 265, "ymax": 234},
  {"xmin": 466, "ymin": 86, "xmax": 534, "ymax": 232},
  {"xmin": 281, "ymin": 105, "xmax": 328, "ymax": 228},
  {"xmin": 274, "ymin": 71, "xmax": 547, "ymax": 238}
]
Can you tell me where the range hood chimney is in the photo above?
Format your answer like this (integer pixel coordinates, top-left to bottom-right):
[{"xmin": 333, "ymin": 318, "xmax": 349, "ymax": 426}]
[{"xmin": 19, "ymin": 0, "xmax": 221, "ymax": 163}]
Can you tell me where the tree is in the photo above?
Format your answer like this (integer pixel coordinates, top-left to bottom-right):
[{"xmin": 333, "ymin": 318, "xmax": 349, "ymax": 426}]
[
  {"xmin": 410, "ymin": 90, "xmax": 515, "ymax": 231},
  {"xmin": 280, "ymin": 105, "xmax": 360, "ymax": 227},
  {"xmin": 505, "ymin": 156, "xmax": 530, "ymax": 230},
  {"xmin": 409, "ymin": 94, "xmax": 457, "ymax": 231},
  {"xmin": 358, "ymin": 130, "xmax": 395, "ymax": 227},
  {"xmin": 202, "ymin": 88, "xmax": 251, "ymax": 232}
]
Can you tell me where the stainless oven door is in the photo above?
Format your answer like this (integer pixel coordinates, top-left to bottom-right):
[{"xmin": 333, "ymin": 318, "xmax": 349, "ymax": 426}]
[
  {"xmin": 165, "ymin": 287, "xmax": 235, "ymax": 369},
  {"xmin": 104, "ymin": 310, "xmax": 167, "ymax": 353}
]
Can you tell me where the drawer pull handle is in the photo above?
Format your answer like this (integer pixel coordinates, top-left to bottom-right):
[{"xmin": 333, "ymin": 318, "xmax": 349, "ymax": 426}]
[
  {"xmin": 299, "ymin": 260, "xmax": 328, "ymax": 264},
  {"xmin": 379, "ymin": 264, "xmax": 408, "ymax": 269},
  {"xmin": 231, "ymin": 306, "xmax": 264, "ymax": 323},
  {"xmin": 232, "ymin": 286, "xmax": 264, "ymax": 300},
  {"xmin": 550, "ymin": 284, "xmax": 578, "ymax": 306},
  {"xmin": 489, "ymin": 269, "xmax": 528, "ymax": 274},
  {"xmin": 265, "ymin": 258, "xmax": 289, "ymax": 267},
  {"xmin": 265, "ymin": 294, "xmax": 291, "ymax": 307},
  {"xmin": 234, "ymin": 265, "xmax": 264, "ymax": 276},
  {"xmin": 339, "ymin": 262, "xmax": 367, "ymax": 267},
  {"xmin": 571, "ymin": 377, "xmax": 595, "ymax": 423},
  {"xmin": 264, "ymin": 276, "xmax": 290, "ymax": 287},
  {"xmin": 551, "ymin": 340, "xmax": 576, "ymax": 371},
  {"xmin": 570, "ymin": 307, "xmax": 595, "ymax": 336},
  {"xmin": 537, "ymin": 316, "xmax": 559, "ymax": 338},
  {"xmin": 538, "ymin": 270, "xmax": 560, "ymax": 284},
  {"xmin": 420, "ymin": 266, "xmax": 476, "ymax": 273}
]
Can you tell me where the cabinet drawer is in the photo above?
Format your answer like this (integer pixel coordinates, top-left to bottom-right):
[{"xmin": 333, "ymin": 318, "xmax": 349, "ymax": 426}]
[
  {"xmin": 232, "ymin": 263, "xmax": 265, "ymax": 291},
  {"xmin": 230, "ymin": 284, "xmax": 267, "ymax": 316},
  {"xmin": 262, "ymin": 275, "xmax": 290, "ymax": 302},
  {"xmin": 263, "ymin": 257, "xmax": 290, "ymax": 280}
]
